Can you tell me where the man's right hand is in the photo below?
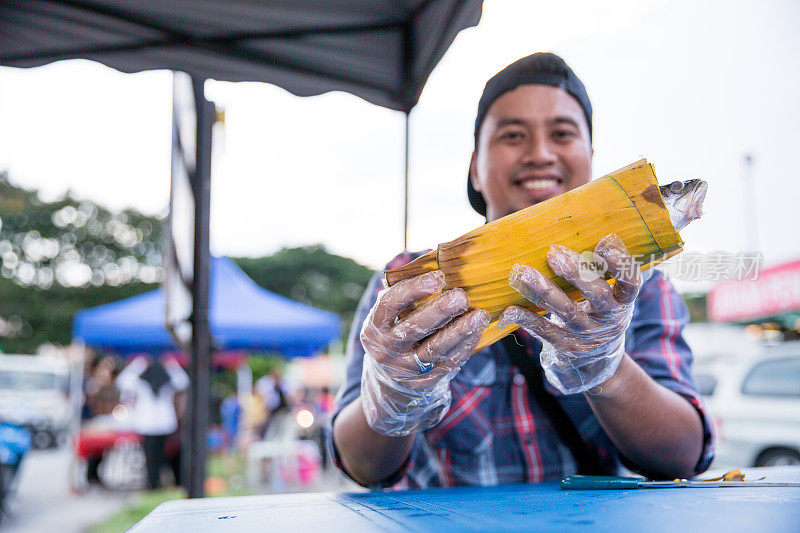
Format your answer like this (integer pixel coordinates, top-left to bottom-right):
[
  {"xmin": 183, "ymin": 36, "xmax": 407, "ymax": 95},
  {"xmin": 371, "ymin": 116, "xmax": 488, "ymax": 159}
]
[{"xmin": 359, "ymin": 270, "xmax": 490, "ymax": 436}]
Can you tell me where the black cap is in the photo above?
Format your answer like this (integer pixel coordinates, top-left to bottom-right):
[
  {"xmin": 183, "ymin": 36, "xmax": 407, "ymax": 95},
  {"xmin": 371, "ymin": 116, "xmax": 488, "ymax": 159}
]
[{"xmin": 468, "ymin": 52, "xmax": 592, "ymax": 216}]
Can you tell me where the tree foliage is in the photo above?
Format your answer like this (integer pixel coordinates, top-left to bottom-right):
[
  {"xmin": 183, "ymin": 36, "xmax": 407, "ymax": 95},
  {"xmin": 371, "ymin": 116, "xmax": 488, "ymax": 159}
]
[
  {"xmin": 0, "ymin": 171, "xmax": 162, "ymax": 353},
  {"xmin": 233, "ymin": 246, "xmax": 375, "ymax": 335},
  {"xmin": 683, "ymin": 293, "xmax": 708, "ymax": 323},
  {"xmin": 0, "ymin": 279, "xmax": 156, "ymax": 353},
  {"xmin": 0, "ymin": 171, "xmax": 164, "ymax": 290},
  {"xmin": 0, "ymin": 172, "xmax": 375, "ymax": 353}
]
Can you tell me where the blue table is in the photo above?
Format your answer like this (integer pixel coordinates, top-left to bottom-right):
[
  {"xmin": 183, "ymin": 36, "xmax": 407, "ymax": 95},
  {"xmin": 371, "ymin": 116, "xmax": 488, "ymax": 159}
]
[{"xmin": 131, "ymin": 466, "xmax": 800, "ymax": 532}]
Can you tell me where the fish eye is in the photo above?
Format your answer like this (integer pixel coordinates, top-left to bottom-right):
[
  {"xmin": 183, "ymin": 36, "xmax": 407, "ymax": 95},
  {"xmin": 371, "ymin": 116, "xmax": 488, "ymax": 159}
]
[{"xmin": 669, "ymin": 181, "xmax": 683, "ymax": 193}]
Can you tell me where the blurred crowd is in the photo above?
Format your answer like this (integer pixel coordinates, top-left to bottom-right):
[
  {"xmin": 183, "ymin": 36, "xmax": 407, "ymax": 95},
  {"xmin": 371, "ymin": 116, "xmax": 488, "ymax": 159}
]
[
  {"xmin": 80, "ymin": 353, "xmax": 188, "ymax": 490},
  {"xmin": 80, "ymin": 354, "xmax": 335, "ymax": 492}
]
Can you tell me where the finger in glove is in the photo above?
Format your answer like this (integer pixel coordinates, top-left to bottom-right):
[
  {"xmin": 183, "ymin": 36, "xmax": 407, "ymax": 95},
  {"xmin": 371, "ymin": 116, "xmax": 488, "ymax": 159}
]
[
  {"xmin": 416, "ymin": 308, "xmax": 491, "ymax": 366},
  {"xmin": 508, "ymin": 263, "xmax": 592, "ymax": 330},
  {"xmin": 547, "ymin": 244, "xmax": 616, "ymax": 313},
  {"xmin": 593, "ymin": 234, "xmax": 642, "ymax": 305},
  {"xmin": 498, "ymin": 305, "xmax": 567, "ymax": 345},
  {"xmin": 373, "ymin": 270, "xmax": 445, "ymax": 329},
  {"xmin": 392, "ymin": 288, "xmax": 470, "ymax": 348}
]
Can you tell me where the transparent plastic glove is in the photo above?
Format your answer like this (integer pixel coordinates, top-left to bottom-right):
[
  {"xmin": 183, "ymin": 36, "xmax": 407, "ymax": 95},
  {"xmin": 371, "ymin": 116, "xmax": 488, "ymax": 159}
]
[
  {"xmin": 498, "ymin": 234, "xmax": 643, "ymax": 395},
  {"xmin": 360, "ymin": 270, "xmax": 490, "ymax": 436}
]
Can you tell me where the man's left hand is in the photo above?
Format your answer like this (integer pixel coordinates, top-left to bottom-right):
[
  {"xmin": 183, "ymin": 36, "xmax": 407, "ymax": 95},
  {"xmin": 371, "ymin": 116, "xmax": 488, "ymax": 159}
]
[{"xmin": 498, "ymin": 233, "xmax": 643, "ymax": 394}]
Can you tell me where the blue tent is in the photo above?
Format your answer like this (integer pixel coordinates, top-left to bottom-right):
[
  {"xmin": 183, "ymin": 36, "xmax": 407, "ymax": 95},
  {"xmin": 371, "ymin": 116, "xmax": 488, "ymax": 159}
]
[{"xmin": 73, "ymin": 257, "xmax": 340, "ymax": 357}]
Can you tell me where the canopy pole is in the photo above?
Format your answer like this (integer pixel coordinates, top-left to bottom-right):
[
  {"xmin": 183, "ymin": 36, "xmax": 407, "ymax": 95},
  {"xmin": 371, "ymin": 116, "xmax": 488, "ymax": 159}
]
[
  {"xmin": 187, "ymin": 76, "xmax": 214, "ymax": 499},
  {"xmin": 742, "ymin": 153, "xmax": 758, "ymax": 253},
  {"xmin": 403, "ymin": 112, "xmax": 410, "ymax": 251}
]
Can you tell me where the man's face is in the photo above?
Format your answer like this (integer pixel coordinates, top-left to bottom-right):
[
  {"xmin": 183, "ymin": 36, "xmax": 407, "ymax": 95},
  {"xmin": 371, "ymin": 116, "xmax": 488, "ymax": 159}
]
[{"xmin": 470, "ymin": 85, "xmax": 593, "ymax": 222}]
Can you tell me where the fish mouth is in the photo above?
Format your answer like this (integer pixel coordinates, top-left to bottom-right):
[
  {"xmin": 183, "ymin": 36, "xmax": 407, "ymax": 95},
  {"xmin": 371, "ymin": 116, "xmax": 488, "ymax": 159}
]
[{"xmin": 687, "ymin": 180, "xmax": 708, "ymax": 220}]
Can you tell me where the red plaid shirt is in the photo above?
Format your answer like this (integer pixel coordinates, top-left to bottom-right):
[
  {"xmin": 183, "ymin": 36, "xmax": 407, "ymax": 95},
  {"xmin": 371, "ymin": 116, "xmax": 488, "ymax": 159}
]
[{"xmin": 330, "ymin": 252, "xmax": 715, "ymax": 488}]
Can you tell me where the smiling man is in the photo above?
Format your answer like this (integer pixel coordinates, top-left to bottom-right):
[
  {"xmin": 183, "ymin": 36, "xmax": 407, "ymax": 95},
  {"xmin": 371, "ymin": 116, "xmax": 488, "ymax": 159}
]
[{"xmin": 331, "ymin": 53, "xmax": 714, "ymax": 489}]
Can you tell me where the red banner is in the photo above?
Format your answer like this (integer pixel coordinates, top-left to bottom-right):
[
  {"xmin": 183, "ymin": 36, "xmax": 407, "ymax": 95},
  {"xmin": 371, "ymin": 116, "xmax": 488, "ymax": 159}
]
[{"xmin": 707, "ymin": 258, "xmax": 800, "ymax": 322}]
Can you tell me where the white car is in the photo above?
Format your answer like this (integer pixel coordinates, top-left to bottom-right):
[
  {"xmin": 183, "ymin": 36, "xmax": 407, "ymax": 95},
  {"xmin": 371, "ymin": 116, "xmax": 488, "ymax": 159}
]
[
  {"xmin": 695, "ymin": 342, "xmax": 800, "ymax": 469},
  {"xmin": 0, "ymin": 355, "xmax": 72, "ymax": 449}
]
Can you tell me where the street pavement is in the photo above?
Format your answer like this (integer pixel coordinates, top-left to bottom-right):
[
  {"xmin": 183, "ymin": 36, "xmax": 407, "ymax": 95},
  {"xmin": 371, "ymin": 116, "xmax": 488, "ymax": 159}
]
[
  {"xmin": 1, "ymin": 441, "xmax": 363, "ymax": 532},
  {"xmin": 2, "ymin": 447, "xmax": 135, "ymax": 533}
]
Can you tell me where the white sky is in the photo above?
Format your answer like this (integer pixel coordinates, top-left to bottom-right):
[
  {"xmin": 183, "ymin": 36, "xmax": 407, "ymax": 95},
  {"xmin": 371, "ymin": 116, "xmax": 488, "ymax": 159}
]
[{"xmin": 1, "ymin": 0, "xmax": 799, "ymax": 292}]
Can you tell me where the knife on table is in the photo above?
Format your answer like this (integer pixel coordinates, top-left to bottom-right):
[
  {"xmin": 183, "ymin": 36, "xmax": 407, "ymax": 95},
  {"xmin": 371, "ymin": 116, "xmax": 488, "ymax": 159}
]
[{"xmin": 561, "ymin": 475, "xmax": 800, "ymax": 490}]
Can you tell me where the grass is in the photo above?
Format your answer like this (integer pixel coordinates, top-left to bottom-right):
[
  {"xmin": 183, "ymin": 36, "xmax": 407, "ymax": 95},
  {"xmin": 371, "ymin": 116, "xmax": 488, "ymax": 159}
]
[
  {"xmin": 89, "ymin": 452, "xmax": 250, "ymax": 532},
  {"xmin": 88, "ymin": 487, "xmax": 185, "ymax": 533}
]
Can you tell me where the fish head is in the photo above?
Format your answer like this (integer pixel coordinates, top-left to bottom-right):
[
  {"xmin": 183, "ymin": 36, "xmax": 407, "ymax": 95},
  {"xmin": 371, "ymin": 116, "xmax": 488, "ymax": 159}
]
[{"xmin": 659, "ymin": 179, "xmax": 708, "ymax": 231}]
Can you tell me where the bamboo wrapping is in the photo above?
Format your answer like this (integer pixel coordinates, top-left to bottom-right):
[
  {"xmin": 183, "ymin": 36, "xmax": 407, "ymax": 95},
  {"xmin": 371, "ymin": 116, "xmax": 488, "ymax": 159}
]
[{"xmin": 384, "ymin": 159, "xmax": 684, "ymax": 353}]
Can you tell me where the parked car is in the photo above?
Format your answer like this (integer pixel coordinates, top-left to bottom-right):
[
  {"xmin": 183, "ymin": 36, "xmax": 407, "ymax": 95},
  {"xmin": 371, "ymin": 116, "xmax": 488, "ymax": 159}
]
[
  {"xmin": 695, "ymin": 341, "xmax": 800, "ymax": 469},
  {"xmin": 0, "ymin": 355, "xmax": 72, "ymax": 449}
]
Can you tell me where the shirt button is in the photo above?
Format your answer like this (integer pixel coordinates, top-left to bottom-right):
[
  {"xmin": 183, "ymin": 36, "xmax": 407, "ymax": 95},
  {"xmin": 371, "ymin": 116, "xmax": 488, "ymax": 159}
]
[
  {"xmin": 526, "ymin": 435, "xmax": 534, "ymax": 444},
  {"xmin": 513, "ymin": 373, "xmax": 525, "ymax": 386}
]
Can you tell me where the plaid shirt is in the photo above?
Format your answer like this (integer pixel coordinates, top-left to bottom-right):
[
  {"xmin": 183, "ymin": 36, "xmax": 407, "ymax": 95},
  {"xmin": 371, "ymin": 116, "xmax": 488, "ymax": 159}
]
[{"xmin": 331, "ymin": 252, "xmax": 715, "ymax": 489}]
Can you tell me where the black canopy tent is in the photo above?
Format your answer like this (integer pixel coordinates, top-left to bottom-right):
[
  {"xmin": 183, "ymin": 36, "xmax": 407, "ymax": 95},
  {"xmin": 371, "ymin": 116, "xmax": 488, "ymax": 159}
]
[
  {"xmin": 2, "ymin": 0, "xmax": 479, "ymax": 113},
  {"xmin": 1, "ymin": 0, "xmax": 483, "ymax": 497}
]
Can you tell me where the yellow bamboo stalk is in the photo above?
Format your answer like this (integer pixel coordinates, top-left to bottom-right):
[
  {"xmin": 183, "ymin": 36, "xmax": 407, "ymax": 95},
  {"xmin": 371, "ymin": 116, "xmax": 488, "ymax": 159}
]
[{"xmin": 385, "ymin": 159, "xmax": 684, "ymax": 353}]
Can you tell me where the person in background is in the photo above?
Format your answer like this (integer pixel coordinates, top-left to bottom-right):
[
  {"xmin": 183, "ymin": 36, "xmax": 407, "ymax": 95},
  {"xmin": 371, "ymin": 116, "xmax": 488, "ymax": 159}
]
[
  {"xmin": 219, "ymin": 388, "xmax": 242, "ymax": 451},
  {"xmin": 255, "ymin": 368, "xmax": 293, "ymax": 438},
  {"xmin": 116, "ymin": 355, "xmax": 189, "ymax": 489},
  {"xmin": 82, "ymin": 354, "xmax": 120, "ymax": 420},
  {"xmin": 315, "ymin": 387, "xmax": 335, "ymax": 416},
  {"xmin": 81, "ymin": 353, "xmax": 122, "ymax": 487},
  {"xmin": 315, "ymin": 387, "xmax": 335, "ymax": 470}
]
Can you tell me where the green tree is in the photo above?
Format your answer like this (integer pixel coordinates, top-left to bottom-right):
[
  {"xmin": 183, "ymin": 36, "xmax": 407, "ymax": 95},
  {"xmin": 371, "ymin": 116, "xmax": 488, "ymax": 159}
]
[
  {"xmin": 683, "ymin": 293, "xmax": 708, "ymax": 323},
  {"xmin": 0, "ymin": 278, "xmax": 155, "ymax": 353},
  {"xmin": 0, "ymin": 172, "xmax": 374, "ymax": 353},
  {"xmin": 0, "ymin": 171, "xmax": 163, "ymax": 290},
  {"xmin": 234, "ymin": 245, "xmax": 375, "ymax": 335},
  {"xmin": 0, "ymin": 171, "xmax": 162, "ymax": 353}
]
